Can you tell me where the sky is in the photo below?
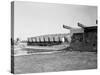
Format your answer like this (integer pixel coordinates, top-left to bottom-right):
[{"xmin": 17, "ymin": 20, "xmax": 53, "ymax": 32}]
[{"xmin": 14, "ymin": 1, "xmax": 97, "ymax": 40}]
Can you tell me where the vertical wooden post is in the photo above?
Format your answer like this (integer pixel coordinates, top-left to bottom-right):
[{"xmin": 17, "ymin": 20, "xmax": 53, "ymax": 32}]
[
  {"xmin": 82, "ymin": 29, "xmax": 85, "ymax": 50},
  {"xmin": 53, "ymin": 37, "xmax": 55, "ymax": 43},
  {"xmin": 39, "ymin": 37, "xmax": 41, "ymax": 42},
  {"xmin": 35, "ymin": 37, "xmax": 37, "ymax": 43},
  {"xmin": 27, "ymin": 38, "xmax": 29, "ymax": 45},
  {"xmin": 64, "ymin": 37, "xmax": 66, "ymax": 42},
  {"xmin": 43, "ymin": 37, "xmax": 45, "ymax": 42},
  {"xmin": 31, "ymin": 38, "xmax": 33, "ymax": 43},
  {"xmin": 48, "ymin": 37, "xmax": 50, "ymax": 42},
  {"xmin": 58, "ymin": 37, "xmax": 61, "ymax": 43}
]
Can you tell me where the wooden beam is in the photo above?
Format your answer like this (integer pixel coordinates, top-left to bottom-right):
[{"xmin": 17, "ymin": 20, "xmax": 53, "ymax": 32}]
[
  {"xmin": 77, "ymin": 22, "xmax": 86, "ymax": 28},
  {"xmin": 63, "ymin": 25, "xmax": 73, "ymax": 29}
]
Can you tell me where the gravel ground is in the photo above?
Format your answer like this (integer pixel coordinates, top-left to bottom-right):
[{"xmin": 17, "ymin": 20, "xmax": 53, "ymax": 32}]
[{"xmin": 14, "ymin": 51, "xmax": 97, "ymax": 74}]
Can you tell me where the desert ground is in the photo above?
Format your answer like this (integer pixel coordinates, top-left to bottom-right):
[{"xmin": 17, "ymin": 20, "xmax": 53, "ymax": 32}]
[{"xmin": 14, "ymin": 50, "xmax": 97, "ymax": 74}]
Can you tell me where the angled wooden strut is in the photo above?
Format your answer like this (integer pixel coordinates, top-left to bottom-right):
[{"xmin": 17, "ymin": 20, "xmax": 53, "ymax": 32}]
[
  {"xmin": 77, "ymin": 22, "xmax": 86, "ymax": 28},
  {"xmin": 63, "ymin": 24, "xmax": 73, "ymax": 30}
]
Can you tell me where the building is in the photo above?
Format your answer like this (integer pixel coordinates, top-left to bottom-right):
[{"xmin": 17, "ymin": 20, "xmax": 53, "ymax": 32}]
[
  {"xmin": 63, "ymin": 22, "xmax": 97, "ymax": 52},
  {"xmin": 27, "ymin": 34, "xmax": 70, "ymax": 46}
]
